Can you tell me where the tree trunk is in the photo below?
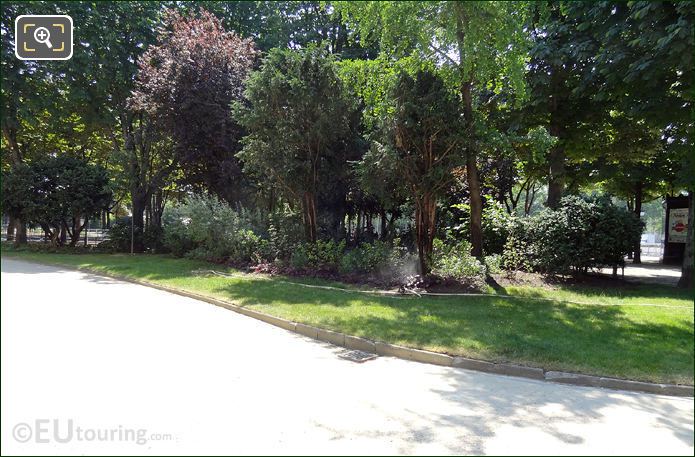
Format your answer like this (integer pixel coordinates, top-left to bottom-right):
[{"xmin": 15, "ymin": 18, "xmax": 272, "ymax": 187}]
[
  {"xmin": 546, "ymin": 65, "xmax": 565, "ymax": 209},
  {"xmin": 415, "ymin": 194, "xmax": 437, "ymax": 275},
  {"xmin": 356, "ymin": 211, "xmax": 362, "ymax": 241},
  {"xmin": 15, "ymin": 218, "xmax": 27, "ymax": 245},
  {"xmin": 6, "ymin": 216, "xmax": 16, "ymax": 241},
  {"xmin": 302, "ymin": 192, "xmax": 317, "ymax": 242},
  {"xmin": 678, "ymin": 191, "xmax": 693, "ymax": 288},
  {"xmin": 467, "ymin": 154, "xmax": 484, "ymax": 258},
  {"xmin": 459, "ymin": 80, "xmax": 483, "ymax": 258},
  {"xmin": 366, "ymin": 212, "xmax": 373, "ymax": 237},
  {"xmin": 69, "ymin": 216, "xmax": 86, "ymax": 247},
  {"xmin": 454, "ymin": 8, "xmax": 484, "ymax": 259},
  {"xmin": 59, "ymin": 222, "xmax": 68, "ymax": 246},
  {"xmin": 546, "ymin": 144, "xmax": 565, "ymax": 209},
  {"xmin": 633, "ymin": 181, "xmax": 643, "ymax": 264},
  {"xmin": 131, "ymin": 193, "xmax": 147, "ymax": 252},
  {"xmin": 379, "ymin": 208, "xmax": 387, "ymax": 240}
]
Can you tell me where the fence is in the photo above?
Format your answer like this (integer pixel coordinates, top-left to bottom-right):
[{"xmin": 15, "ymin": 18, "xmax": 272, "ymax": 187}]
[
  {"xmin": 640, "ymin": 242, "xmax": 664, "ymax": 259},
  {"xmin": 1, "ymin": 226, "xmax": 110, "ymax": 246}
]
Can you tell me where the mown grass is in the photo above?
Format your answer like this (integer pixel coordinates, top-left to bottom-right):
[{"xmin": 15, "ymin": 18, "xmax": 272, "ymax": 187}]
[{"xmin": 2, "ymin": 249, "xmax": 693, "ymax": 384}]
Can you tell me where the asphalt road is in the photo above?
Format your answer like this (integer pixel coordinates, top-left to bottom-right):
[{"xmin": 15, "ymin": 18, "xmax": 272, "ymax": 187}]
[{"xmin": 1, "ymin": 258, "xmax": 693, "ymax": 455}]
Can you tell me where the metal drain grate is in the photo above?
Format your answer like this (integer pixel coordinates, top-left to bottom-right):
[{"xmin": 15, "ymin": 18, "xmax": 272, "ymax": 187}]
[{"xmin": 337, "ymin": 349, "xmax": 378, "ymax": 363}]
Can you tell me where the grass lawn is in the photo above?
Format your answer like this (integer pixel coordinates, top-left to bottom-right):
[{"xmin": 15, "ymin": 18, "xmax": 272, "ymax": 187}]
[{"xmin": 2, "ymin": 249, "xmax": 693, "ymax": 385}]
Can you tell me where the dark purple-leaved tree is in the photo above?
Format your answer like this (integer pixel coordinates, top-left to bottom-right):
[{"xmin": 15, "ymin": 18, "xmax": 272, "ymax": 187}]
[{"xmin": 129, "ymin": 9, "xmax": 258, "ymax": 205}]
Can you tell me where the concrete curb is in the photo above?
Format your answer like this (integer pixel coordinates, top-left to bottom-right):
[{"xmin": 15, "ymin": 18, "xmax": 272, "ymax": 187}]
[{"xmin": 9, "ymin": 258, "xmax": 694, "ymax": 398}]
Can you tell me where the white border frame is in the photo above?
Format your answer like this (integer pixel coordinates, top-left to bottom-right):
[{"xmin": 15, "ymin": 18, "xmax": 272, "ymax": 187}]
[{"xmin": 15, "ymin": 14, "xmax": 73, "ymax": 61}]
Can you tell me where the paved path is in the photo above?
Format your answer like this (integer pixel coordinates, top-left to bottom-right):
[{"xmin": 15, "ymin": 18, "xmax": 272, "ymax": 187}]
[
  {"xmin": 598, "ymin": 258, "xmax": 682, "ymax": 286},
  {"xmin": 1, "ymin": 258, "xmax": 693, "ymax": 455}
]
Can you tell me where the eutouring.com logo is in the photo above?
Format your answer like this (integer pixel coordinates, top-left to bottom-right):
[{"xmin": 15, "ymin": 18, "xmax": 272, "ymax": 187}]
[{"xmin": 12, "ymin": 419, "xmax": 174, "ymax": 445}]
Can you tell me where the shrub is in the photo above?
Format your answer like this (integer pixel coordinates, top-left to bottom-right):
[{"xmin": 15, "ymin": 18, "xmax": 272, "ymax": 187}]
[
  {"xmin": 484, "ymin": 254, "xmax": 503, "ymax": 275},
  {"xmin": 290, "ymin": 239, "xmax": 346, "ymax": 271},
  {"xmin": 101, "ymin": 217, "xmax": 136, "ymax": 252},
  {"xmin": 482, "ymin": 199, "xmax": 514, "ymax": 255},
  {"xmin": 431, "ymin": 238, "xmax": 485, "ymax": 280},
  {"xmin": 339, "ymin": 240, "xmax": 408, "ymax": 275},
  {"xmin": 501, "ymin": 234, "xmax": 531, "ymax": 274},
  {"xmin": 266, "ymin": 207, "xmax": 304, "ymax": 260},
  {"xmin": 162, "ymin": 195, "xmax": 267, "ymax": 263},
  {"xmin": 526, "ymin": 195, "xmax": 643, "ymax": 274}
]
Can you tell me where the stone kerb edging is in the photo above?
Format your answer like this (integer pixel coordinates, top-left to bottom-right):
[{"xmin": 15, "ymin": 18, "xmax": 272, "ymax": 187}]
[{"xmin": 16, "ymin": 259, "xmax": 695, "ymax": 398}]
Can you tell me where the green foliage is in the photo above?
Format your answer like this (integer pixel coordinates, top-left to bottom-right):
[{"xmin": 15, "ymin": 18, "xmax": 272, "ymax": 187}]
[
  {"xmin": 101, "ymin": 218, "xmax": 136, "ymax": 253},
  {"xmin": 336, "ymin": 1, "xmax": 529, "ymax": 99},
  {"xmin": 235, "ymin": 46, "xmax": 361, "ymax": 240},
  {"xmin": 484, "ymin": 254, "xmax": 503, "ymax": 275},
  {"xmin": 431, "ymin": 238, "xmax": 485, "ymax": 280},
  {"xmin": 266, "ymin": 207, "xmax": 305, "ymax": 261},
  {"xmin": 502, "ymin": 234, "xmax": 531, "ymax": 273},
  {"xmin": 162, "ymin": 196, "xmax": 266, "ymax": 264},
  {"xmin": 2, "ymin": 157, "xmax": 111, "ymax": 245},
  {"xmin": 526, "ymin": 195, "xmax": 644, "ymax": 274},
  {"xmin": 290, "ymin": 239, "xmax": 346, "ymax": 271},
  {"xmin": 1, "ymin": 164, "xmax": 35, "ymax": 220},
  {"xmin": 339, "ymin": 240, "xmax": 408, "ymax": 275},
  {"xmin": 481, "ymin": 199, "xmax": 514, "ymax": 255},
  {"xmin": 374, "ymin": 68, "xmax": 464, "ymax": 273}
]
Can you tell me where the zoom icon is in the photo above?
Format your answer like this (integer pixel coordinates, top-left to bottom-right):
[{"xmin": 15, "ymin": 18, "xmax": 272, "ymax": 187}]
[{"xmin": 15, "ymin": 15, "xmax": 73, "ymax": 60}]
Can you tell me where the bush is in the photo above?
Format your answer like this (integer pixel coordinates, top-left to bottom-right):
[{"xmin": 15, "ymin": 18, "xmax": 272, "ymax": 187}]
[
  {"xmin": 339, "ymin": 239, "xmax": 409, "ymax": 275},
  {"xmin": 484, "ymin": 254, "xmax": 503, "ymax": 275},
  {"xmin": 266, "ymin": 207, "xmax": 304, "ymax": 260},
  {"xmin": 443, "ymin": 199, "xmax": 516, "ymax": 256},
  {"xmin": 501, "ymin": 233, "xmax": 531, "ymax": 274},
  {"xmin": 526, "ymin": 195, "xmax": 643, "ymax": 274},
  {"xmin": 431, "ymin": 238, "xmax": 485, "ymax": 280},
  {"xmin": 482, "ymin": 199, "xmax": 514, "ymax": 255},
  {"xmin": 162, "ymin": 195, "xmax": 267, "ymax": 263},
  {"xmin": 101, "ymin": 217, "xmax": 136, "ymax": 252},
  {"xmin": 290, "ymin": 239, "xmax": 346, "ymax": 271}
]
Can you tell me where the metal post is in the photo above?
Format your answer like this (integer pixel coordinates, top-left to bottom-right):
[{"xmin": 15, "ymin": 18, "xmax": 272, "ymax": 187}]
[{"xmin": 130, "ymin": 213, "xmax": 134, "ymax": 255}]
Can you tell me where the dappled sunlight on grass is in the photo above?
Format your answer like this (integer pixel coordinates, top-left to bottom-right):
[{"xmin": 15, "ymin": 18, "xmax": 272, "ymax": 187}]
[{"xmin": 3, "ymin": 251, "xmax": 693, "ymax": 384}]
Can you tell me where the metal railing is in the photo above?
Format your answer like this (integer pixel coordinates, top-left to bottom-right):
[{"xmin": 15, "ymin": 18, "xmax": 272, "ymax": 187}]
[{"xmin": 2, "ymin": 226, "xmax": 110, "ymax": 245}]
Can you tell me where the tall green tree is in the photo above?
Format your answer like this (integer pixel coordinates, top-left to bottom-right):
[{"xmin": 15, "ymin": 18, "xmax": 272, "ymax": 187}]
[
  {"xmin": 569, "ymin": 0, "xmax": 693, "ymax": 285},
  {"xmin": 382, "ymin": 69, "xmax": 463, "ymax": 274},
  {"xmin": 2, "ymin": 157, "xmax": 111, "ymax": 246},
  {"xmin": 236, "ymin": 47, "xmax": 359, "ymax": 242},
  {"xmin": 337, "ymin": 1, "xmax": 529, "ymax": 257},
  {"xmin": 191, "ymin": 1, "xmax": 378, "ymax": 57},
  {"xmin": 524, "ymin": 2, "xmax": 606, "ymax": 209},
  {"xmin": 62, "ymin": 2, "xmax": 163, "ymax": 251}
]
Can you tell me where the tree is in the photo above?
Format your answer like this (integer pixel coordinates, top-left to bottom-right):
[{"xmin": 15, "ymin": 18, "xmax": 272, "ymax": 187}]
[
  {"xmin": 593, "ymin": 113, "xmax": 665, "ymax": 263},
  {"xmin": 570, "ymin": 1, "xmax": 693, "ymax": 282},
  {"xmin": 191, "ymin": 1, "xmax": 378, "ymax": 58},
  {"xmin": 1, "ymin": 1, "xmax": 60, "ymax": 243},
  {"xmin": 2, "ymin": 157, "xmax": 111, "ymax": 246},
  {"xmin": 1, "ymin": 164, "xmax": 34, "ymax": 245},
  {"xmin": 1, "ymin": 2, "xmax": 164, "ymax": 250},
  {"xmin": 336, "ymin": 1, "xmax": 529, "ymax": 257},
  {"xmin": 380, "ymin": 69, "xmax": 463, "ymax": 274},
  {"xmin": 129, "ymin": 8, "xmax": 257, "ymax": 205},
  {"xmin": 524, "ymin": 2, "xmax": 607, "ymax": 209},
  {"xmin": 236, "ymin": 47, "xmax": 359, "ymax": 242}
]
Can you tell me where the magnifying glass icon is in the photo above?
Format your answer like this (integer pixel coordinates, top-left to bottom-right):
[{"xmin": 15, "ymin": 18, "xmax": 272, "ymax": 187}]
[{"xmin": 33, "ymin": 27, "xmax": 53, "ymax": 48}]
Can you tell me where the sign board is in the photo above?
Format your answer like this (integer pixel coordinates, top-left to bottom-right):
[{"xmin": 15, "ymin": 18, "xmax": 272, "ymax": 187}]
[{"xmin": 668, "ymin": 208, "xmax": 689, "ymax": 243}]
